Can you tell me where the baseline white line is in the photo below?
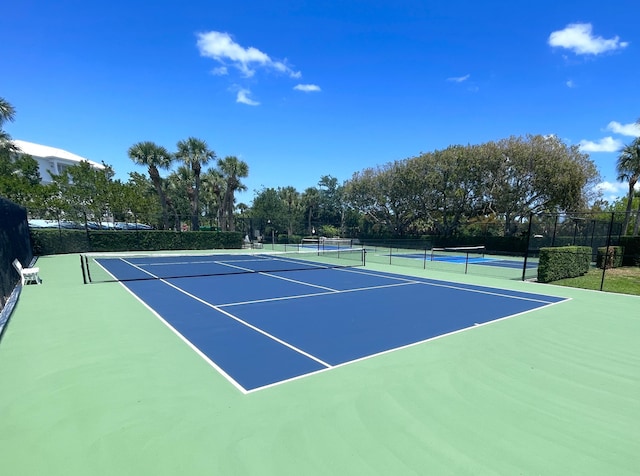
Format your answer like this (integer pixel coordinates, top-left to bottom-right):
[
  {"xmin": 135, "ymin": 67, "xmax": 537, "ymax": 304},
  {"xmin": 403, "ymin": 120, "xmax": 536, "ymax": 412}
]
[
  {"xmin": 121, "ymin": 259, "xmax": 333, "ymax": 370},
  {"xmin": 245, "ymin": 297, "xmax": 570, "ymax": 394},
  {"xmin": 93, "ymin": 258, "xmax": 250, "ymax": 393},
  {"xmin": 97, "ymin": 256, "xmax": 569, "ymax": 395}
]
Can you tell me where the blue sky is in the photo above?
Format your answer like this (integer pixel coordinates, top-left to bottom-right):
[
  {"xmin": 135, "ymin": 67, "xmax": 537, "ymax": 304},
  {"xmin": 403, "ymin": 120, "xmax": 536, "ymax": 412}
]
[{"xmin": 3, "ymin": 0, "xmax": 639, "ymax": 205}]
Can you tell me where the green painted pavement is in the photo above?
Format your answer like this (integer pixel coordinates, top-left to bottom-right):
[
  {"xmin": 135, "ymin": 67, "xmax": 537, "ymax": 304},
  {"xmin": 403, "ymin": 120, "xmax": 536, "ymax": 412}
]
[{"xmin": 1, "ymin": 253, "xmax": 638, "ymax": 475}]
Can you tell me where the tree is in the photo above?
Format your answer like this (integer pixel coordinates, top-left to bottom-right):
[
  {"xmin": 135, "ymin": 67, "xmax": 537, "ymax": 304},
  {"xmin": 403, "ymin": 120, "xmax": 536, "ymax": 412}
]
[
  {"xmin": 166, "ymin": 166, "xmax": 196, "ymax": 229},
  {"xmin": 616, "ymin": 137, "xmax": 640, "ymax": 235},
  {"xmin": 317, "ymin": 175, "xmax": 344, "ymax": 230},
  {"xmin": 343, "ymin": 135, "xmax": 600, "ymax": 239},
  {"xmin": 200, "ymin": 168, "xmax": 225, "ymax": 230},
  {"xmin": 0, "ymin": 152, "xmax": 42, "ymax": 207},
  {"xmin": 343, "ymin": 166, "xmax": 397, "ymax": 237},
  {"xmin": 278, "ymin": 186, "xmax": 302, "ymax": 236},
  {"xmin": 483, "ymin": 135, "xmax": 599, "ymax": 235},
  {"xmin": 128, "ymin": 141, "xmax": 173, "ymax": 229},
  {"xmin": 110, "ymin": 173, "xmax": 161, "ymax": 225},
  {"xmin": 250, "ymin": 187, "xmax": 287, "ymax": 239},
  {"xmin": 175, "ymin": 137, "xmax": 215, "ymax": 231},
  {"xmin": 0, "ymin": 97, "xmax": 18, "ymax": 157},
  {"xmin": 49, "ymin": 160, "xmax": 114, "ymax": 231},
  {"xmin": 217, "ymin": 155, "xmax": 248, "ymax": 231}
]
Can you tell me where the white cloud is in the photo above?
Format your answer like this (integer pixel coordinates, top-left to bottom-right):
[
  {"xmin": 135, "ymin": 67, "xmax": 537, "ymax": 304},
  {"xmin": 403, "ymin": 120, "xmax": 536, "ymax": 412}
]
[
  {"xmin": 211, "ymin": 66, "xmax": 228, "ymax": 76},
  {"xmin": 294, "ymin": 84, "xmax": 321, "ymax": 92},
  {"xmin": 579, "ymin": 136, "xmax": 623, "ymax": 152},
  {"xmin": 548, "ymin": 23, "xmax": 629, "ymax": 55},
  {"xmin": 606, "ymin": 121, "xmax": 640, "ymax": 137},
  {"xmin": 595, "ymin": 181, "xmax": 627, "ymax": 202},
  {"xmin": 447, "ymin": 74, "xmax": 470, "ymax": 83},
  {"xmin": 196, "ymin": 31, "xmax": 301, "ymax": 78},
  {"xmin": 236, "ymin": 89, "xmax": 260, "ymax": 106},
  {"xmin": 595, "ymin": 180, "xmax": 639, "ymax": 201},
  {"xmin": 596, "ymin": 181, "xmax": 623, "ymax": 194},
  {"xmin": 566, "ymin": 79, "xmax": 575, "ymax": 88}
]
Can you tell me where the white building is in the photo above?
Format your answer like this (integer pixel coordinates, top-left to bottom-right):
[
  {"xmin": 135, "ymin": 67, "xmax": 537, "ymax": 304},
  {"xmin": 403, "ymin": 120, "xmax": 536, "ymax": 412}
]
[{"xmin": 12, "ymin": 139, "xmax": 105, "ymax": 184}]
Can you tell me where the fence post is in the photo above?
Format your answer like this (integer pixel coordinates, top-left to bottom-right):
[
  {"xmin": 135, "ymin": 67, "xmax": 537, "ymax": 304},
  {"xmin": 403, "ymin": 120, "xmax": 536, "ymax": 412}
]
[
  {"xmin": 600, "ymin": 212, "xmax": 615, "ymax": 292},
  {"xmin": 522, "ymin": 212, "xmax": 534, "ymax": 281}
]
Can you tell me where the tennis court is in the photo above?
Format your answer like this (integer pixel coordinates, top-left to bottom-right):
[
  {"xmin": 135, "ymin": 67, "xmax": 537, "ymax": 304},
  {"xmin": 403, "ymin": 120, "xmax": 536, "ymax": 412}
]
[
  {"xmin": 1, "ymin": 252, "xmax": 639, "ymax": 475},
  {"xmin": 365, "ymin": 244, "xmax": 539, "ymax": 280},
  {"xmin": 84, "ymin": 251, "xmax": 566, "ymax": 392}
]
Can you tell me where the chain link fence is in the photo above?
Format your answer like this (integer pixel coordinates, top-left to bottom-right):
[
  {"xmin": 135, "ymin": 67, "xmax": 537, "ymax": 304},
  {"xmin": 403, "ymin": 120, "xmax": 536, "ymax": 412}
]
[{"xmin": 1, "ymin": 197, "xmax": 35, "ymax": 336}]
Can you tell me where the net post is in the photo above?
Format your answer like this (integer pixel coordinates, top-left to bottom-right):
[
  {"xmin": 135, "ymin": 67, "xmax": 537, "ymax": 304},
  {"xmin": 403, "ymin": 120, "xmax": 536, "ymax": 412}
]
[
  {"xmin": 84, "ymin": 255, "xmax": 93, "ymax": 283},
  {"xmin": 80, "ymin": 255, "xmax": 87, "ymax": 284},
  {"xmin": 464, "ymin": 251, "xmax": 469, "ymax": 274},
  {"xmin": 423, "ymin": 246, "xmax": 427, "ymax": 269}
]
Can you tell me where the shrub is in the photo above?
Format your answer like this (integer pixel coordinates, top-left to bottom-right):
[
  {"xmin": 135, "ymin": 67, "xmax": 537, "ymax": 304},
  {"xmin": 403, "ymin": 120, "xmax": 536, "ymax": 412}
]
[
  {"xmin": 618, "ymin": 236, "xmax": 640, "ymax": 266},
  {"xmin": 596, "ymin": 246, "xmax": 624, "ymax": 269},
  {"xmin": 537, "ymin": 246, "xmax": 591, "ymax": 283},
  {"xmin": 30, "ymin": 229, "xmax": 242, "ymax": 255}
]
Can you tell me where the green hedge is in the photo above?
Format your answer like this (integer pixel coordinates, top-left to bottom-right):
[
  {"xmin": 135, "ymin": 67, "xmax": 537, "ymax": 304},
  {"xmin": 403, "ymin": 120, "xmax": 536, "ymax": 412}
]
[
  {"xmin": 31, "ymin": 229, "xmax": 243, "ymax": 255},
  {"xmin": 596, "ymin": 246, "xmax": 624, "ymax": 269},
  {"xmin": 537, "ymin": 246, "xmax": 591, "ymax": 283},
  {"xmin": 618, "ymin": 236, "xmax": 640, "ymax": 266}
]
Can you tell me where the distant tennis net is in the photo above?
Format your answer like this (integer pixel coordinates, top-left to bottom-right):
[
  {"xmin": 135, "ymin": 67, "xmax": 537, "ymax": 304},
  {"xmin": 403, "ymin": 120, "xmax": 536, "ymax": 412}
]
[
  {"xmin": 430, "ymin": 245, "xmax": 486, "ymax": 262},
  {"xmin": 80, "ymin": 248, "xmax": 366, "ymax": 284},
  {"xmin": 300, "ymin": 237, "xmax": 356, "ymax": 250}
]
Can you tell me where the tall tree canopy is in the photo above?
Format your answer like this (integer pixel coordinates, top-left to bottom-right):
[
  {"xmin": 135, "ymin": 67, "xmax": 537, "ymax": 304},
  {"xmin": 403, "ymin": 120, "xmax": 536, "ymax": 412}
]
[
  {"xmin": 343, "ymin": 134, "xmax": 600, "ymax": 237},
  {"xmin": 0, "ymin": 97, "xmax": 17, "ymax": 155},
  {"xmin": 175, "ymin": 137, "xmax": 215, "ymax": 231},
  {"xmin": 616, "ymin": 137, "xmax": 640, "ymax": 236},
  {"xmin": 217, "ymin": 155, "xmax": 249, "ymax": 231},
  {"xmin": 128, "ymin": 141, "xmax": 173, "ymax": 229}
]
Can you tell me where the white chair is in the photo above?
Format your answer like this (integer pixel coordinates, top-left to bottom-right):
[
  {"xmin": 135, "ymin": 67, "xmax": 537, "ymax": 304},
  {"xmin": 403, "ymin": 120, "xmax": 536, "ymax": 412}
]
[{"xmin": 12, "ymin": 259, "xmax": 42, "ymax": 285}]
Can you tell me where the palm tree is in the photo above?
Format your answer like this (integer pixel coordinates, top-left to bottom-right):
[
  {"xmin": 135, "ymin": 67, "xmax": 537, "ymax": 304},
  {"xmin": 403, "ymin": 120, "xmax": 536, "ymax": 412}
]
[
  {"xmin": 0, "ymin": 97, "xmax": 18, "ymax": 157},
  {"xmin": 217, "ymin": 156, "xmax": 249, "ymax": 231},
  {"xmin": 201, "ymin": 168, "xmax": 225, "ymax": 230},
  {"xmin": 616, "ymin": 137, "xmax": 640, "ymax": 235},
  {"xmin": 167, "ymin": 165, "xmax": 196, "ymax": 230},
  {"xmin": 128, "ymin": 141, "xmax": 173, "ymax": 229},
  {"xmin": 278, "ymin": 186, "xmax": 300, "ymax": 236},
  {"xmin": 175, "ymin": 137, "xmax": 215, "ymax": 231}
]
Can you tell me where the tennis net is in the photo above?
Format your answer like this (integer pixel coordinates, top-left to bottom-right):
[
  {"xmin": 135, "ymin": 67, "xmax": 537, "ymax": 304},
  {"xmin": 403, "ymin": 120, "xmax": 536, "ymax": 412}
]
[
  {"xmin": 80, "ymin": 248, "xmax": 366, "ymax": 284},
  {"xmin": 300, "ymin": 237, "xmax": 356, "ymax": 250},
  {"xmin": 429, "ymin": 245, "xmax": 486, "ymax": 262}
]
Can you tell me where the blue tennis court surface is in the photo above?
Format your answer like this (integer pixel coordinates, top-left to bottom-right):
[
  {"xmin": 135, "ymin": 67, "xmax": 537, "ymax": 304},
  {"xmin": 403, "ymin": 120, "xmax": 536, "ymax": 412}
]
[
  {"xmin": 384, "ymin": 252, "xmax": 538, "ymax": 269},
  {"xmin": 96, "ymin": 253, "xmax": 566, "ymax": 393}
]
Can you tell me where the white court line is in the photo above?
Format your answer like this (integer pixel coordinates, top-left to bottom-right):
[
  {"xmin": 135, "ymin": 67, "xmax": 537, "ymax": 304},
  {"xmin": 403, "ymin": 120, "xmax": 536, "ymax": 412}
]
[
  {"xmin": 209, "ymin": 259, "xmax": 341, "ymax": 292},
  {"xmin": 220, "ymin": 281, "xmax": 417, "ymax": 308},
  {"xmin": 244, "ymin": 297, "xmax": 570, "ymax": 394},
  {"xmin": 333, "ymin": 266, "xmax": 558, "ymax": 304},
  {"xmin": 93, "ymin": 258, "xmax": 249, "ymax": 393},
  {"xmin": 120, "ymin": 259, "xmax": 333, "ymax": 370},
  {"xmin": 100, "ymin": 256, "xmax": 569, "ymax": 394}
]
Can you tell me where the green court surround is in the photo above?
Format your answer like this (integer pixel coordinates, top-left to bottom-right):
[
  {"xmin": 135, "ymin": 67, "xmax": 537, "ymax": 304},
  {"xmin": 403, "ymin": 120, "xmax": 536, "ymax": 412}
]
[{"xmin": 0, "ymin": 253, "xmax": 638, "ymax": 475}]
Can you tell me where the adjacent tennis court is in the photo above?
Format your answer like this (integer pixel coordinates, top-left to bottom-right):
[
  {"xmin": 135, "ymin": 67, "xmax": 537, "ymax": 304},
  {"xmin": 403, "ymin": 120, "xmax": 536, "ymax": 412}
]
[
  {"xmin": 365, "ymin": 244, "xmax": 539, "ymax": 279},
  {"xmin": 85, "ymin": 251, "xmax": 566, "ymax": 392}
]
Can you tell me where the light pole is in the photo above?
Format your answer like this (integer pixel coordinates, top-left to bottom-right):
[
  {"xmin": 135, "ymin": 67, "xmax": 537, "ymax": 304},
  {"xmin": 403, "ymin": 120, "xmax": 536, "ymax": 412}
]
[{"xmin": 268, "ymin": 219, "xmax": 275, "ymax": 250}]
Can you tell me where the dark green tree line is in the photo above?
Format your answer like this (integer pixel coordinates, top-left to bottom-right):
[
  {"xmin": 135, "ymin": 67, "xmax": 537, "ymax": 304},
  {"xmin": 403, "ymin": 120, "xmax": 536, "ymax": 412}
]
[{"xmin": 343, "ymin": 135, "xmax": 600, "ymax": 238}]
